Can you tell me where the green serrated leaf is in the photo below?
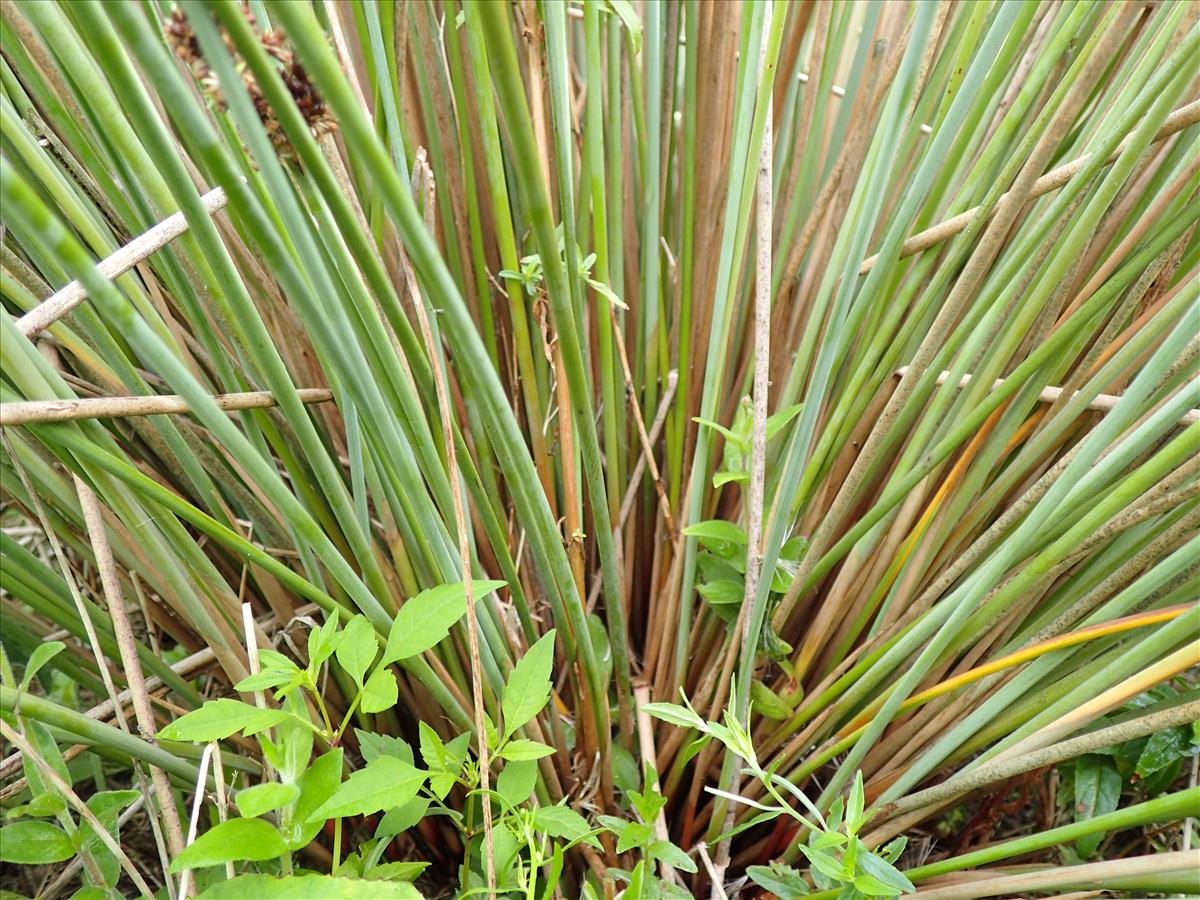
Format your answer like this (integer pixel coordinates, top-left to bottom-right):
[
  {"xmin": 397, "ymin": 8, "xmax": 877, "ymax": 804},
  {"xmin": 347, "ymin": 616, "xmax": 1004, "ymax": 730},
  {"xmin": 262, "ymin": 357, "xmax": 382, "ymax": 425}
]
[
  {"xmin": 382, "ymin": 580, "xmax": 504, "ymax": 665},
  {"xmin": 158, "ymin": 699, "xmax": 292, "ymax": 742},
  {"xmin": 357, "ymin": 731, "xmax": 414, "ymax": 765},
  {"xmin": 532, "ymin": 805, "xmax": 598, "ymax": 847},
  {"xmin": 428, "ymin": 772, "xmax": 456, "ymax": 800},
  {"xmin": 310, "ymin": 757, "xmax": 426, "ymax": 821},
  {"xmin": 418, "ymin": 721, "xmax": 448, "ymax": 770},
  {"xmin": 308, "ymin": 610, "xmax": 341, "ymax": 674},
  {"xmin": 445, "ymin": 732, "xmax": 472, "ymax": 768},
  {"xmin": 502, "ymin": 630, "xmax": 556, "ymax": 739},
  {"xmin": 630, "ymin": 784, "xmax": 667, "ymax": 824}
]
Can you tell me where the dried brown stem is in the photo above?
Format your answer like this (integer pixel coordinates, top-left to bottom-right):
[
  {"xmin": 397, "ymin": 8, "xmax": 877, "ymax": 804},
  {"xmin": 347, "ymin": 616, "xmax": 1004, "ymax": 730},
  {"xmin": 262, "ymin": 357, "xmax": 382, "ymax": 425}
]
[
  {"xmin": 77, "ymin": 479, "xmax": 186, "ymax": 863},
  {"xmin": 0, "ymin": 387, "xmax": 333, "ymax": 425},
  {"xmin": 858, "ymin": 99, "xmax": 1200, "ymax": 274},
  {"xmin": 16, "ymin": 187, "xmax": 228, "ymax": 338}
]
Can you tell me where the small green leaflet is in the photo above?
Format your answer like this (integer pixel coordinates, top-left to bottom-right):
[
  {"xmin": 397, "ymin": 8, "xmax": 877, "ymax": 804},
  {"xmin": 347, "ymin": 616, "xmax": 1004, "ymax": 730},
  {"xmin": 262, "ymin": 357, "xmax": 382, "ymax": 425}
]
[
  {"xmin": 682, "ymin": 520, "xmax": 747, "ymax": 559},
  {"xmin": 308, "ymin": 609, "xmax": 341, "ymax": 674},
  {"xmin": 169, "ymin": 818, "xmax": 287, "ymax": 872},
  {"xmin": 7, "ymin": 792, "xmax": 65, "ymax": 819},
  {"xmin": 698, "ymin": 579, "xmax": 744, "ymax": 606},
  {"xmin": 25, "ymin": 720, "xmax": 69, "ymax": 793},
  {"xmin": 502, "ymin": 629, "xmax": 556, "ymax": 739},
  {"xmin": 263, "ymin": 693, "xmax": 314, "ymax": 783},
  {"xmin": 615, "ymin": 821, "xmax": 653, "ymax": 854},
  {"xmin": 19, "ymin": 641, "xmax": 64, "ymax": 692},
  {"xmin": 765, "ymin": 404, "xmax": 803, "ymax": 441},
  {"xmin": 647, "ymin": 839, "xmax": 697, "ymax": 874},
  {"xmin": 856, "ymin": 844, "xmax": 915, "ymax": 894},
  {"xmin": 236, "ymin": 782, "xmax": 300, "ymax": 817},
  {"xmin": 532, "ymin": 805, "xmax": 598, "ymax": 847},
  {"xmin": 376, "ymin": 797, "xmax": 431, "ymax": 838},
  {"xmin": 0, "ymin": 822, "xmax": 74, "ymax": 864},
  {"xmin": 847, "ymin": 771, "xmax": 865, "ymax": 831},
  {"xmin": 641, "ymin": 701, "xmax": 705, "ymax": 730},
  {"xmin": 629, "ymin": 783, "xmax": 667, "ymax": 823},
  {"xmin": 235, "ymin": 669, "xmax": 295, "ymax": 693},
  {"xmin": 692, "ymin": 416, "xmax": 745, "ymax": 450},
  {"xmin": 543, "ymin": 844, "xmax": 566, "ymax": 898},
  {"xmin": 746, "ymin": 862, "xmax": 809, "ymax": 899},
  {"xmin": 363, "ymin": 861, "xmax": 429, "ymax": 882},
  {"xmin": 751, "ymin": 680, "xmax": 793, "ymax": 720},
  {"xmin": 418, "ymin": 721, "xmax": 448, "ymax": 770},
  {"xmin": 713, "ymin": 469, "xmax": 750, "ymax": 488},
  {"xmin": 856, "ymin": 873, "xmax": 901, "ymax": 895},
  {"xmin": 587, "ymin": 276, "xmax": 628, "ymax": 309},
  {"xmin": 499, "ymin": 739, "xmax": 555, "ymax": 760},
  {"xmin": 382, "ymin": 580, "xmax": 504, "ymax": 666},
  {"xmin": 310, "ymin": 757, "xmax": 426, "ymax": 821},
  {"xmin": 796, "ymin": 842, "xmax": 848, "ymax": 883},
  {"xmin": 1074, "ymin": 754, "xmax": 1121, "ymax": 857},
  {"xmin": 158, "ymin": 699, "xmax": 292, "ymax": 742},
  {"xmin": 496, "ymin": 758, "xmax": 538, "ymax": 807},
  {"xmin": 1135, "ymin": 727, "xmax": 1191, "ymax": 779},
  {"xmin": 290, "ymin": 749, "xmax": 343, "ymax": 849},
  {"xmin": 337, "ymin": 615, "xmax": 378, "ymax": 685},
  {"xmin": 357, "ymin": 730, "xmax": 414, "ymax": 764},
  {"xmin": 80, "ymin": 789, "xmax": 140, "ymax": 876},
  {"xmin": 360, "ymin": 667, "xmax": 399, "ymax": 714}
]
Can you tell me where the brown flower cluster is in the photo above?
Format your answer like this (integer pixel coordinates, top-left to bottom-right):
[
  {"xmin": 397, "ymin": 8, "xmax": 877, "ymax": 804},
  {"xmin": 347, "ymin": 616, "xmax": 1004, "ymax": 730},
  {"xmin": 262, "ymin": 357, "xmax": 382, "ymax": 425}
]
[{"xmin": 165, "ymin": 7, "xmax": 336, "ymax": 158}]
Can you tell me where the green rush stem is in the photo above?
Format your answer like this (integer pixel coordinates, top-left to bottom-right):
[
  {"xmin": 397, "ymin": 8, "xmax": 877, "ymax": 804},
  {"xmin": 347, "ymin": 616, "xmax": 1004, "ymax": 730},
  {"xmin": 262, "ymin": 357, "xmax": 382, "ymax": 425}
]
[{"xmin": 477, "ymin": 0, "xmax": 633, "ymax": 750}]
